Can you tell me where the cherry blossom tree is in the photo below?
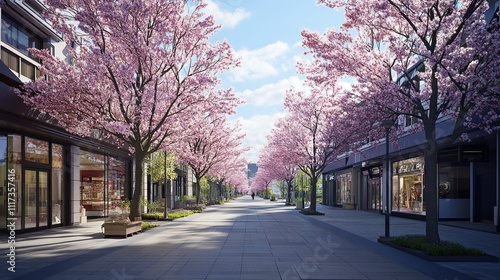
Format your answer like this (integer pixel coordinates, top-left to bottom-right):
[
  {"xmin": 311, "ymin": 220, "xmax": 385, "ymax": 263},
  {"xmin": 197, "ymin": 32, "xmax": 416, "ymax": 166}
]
[
  {"xmin": 175, "ymin": 113, "xmax": 246, "ymax": 205},
  {"xmin": 17, "ymin": 0, "xmax": 240, "ymax": 220},
  {"xmin": 210, "ymin": 154, "xmax": 248, "ymax": 201},
  {"xmin": 250, "ymin": 168, "xmax": 273, "ymax": 198},
  {"xmin": 302, "ymin": 0, "xmax": 500, "ymax": 241},
  {"xmin": 280, "ymin": 88, "xmax": 366, "ymax": 212},
  {"xmin": 262, "ymin": 125, "xmax": 300, "ymax": 205},
  {"xmin": 220, "ymin": 159, "xmax": 248, "ymax": 199}
]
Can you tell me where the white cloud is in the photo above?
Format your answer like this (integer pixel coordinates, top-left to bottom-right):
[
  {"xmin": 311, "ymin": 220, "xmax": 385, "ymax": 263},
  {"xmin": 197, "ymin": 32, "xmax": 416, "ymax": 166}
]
[
  {"xmin": 228, "ymin": 41, "xmax": 290, "ymax": 82},
  {"xmin": 237, "ymin": 76, "xmax": 305, "ymax": 106},
  {"xmin": 232, "ymin": 113, "xmax": 285, "ymax": 163},
  {"xmin": 204, "ymin": 0, "xmax": 250, "ymax": 29}
]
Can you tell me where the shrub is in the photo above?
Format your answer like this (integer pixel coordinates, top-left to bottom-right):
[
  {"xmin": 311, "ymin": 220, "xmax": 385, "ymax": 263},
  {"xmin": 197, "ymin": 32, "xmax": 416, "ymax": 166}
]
[
  {"xmin": 141, "ymin": 212, "xmax": 164, "ymax": 220},
  {"xmin": 270, "ymin": 194, "xmax": 276, "ymax": 201},
  {"xmin": 390, "ymin": 234, "xmax": 484, "ymax": 256},
  {"xmin": 141, "ymin": 222, "xmax": 157, "ymax": 231},
  {"xmin": 168, "ymin": 209, "xmax": 195, "ymax": 219},
  {"xmin": 299, "ymin": 209, "xmax": 325, "ymax": 215}
]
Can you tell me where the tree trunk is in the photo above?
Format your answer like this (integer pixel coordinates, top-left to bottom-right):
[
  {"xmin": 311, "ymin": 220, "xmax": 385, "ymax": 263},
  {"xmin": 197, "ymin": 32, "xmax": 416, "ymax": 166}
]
[
  {"xmin": 424, "ymin": 134, "xmax": 440, "ymax": 243},
  {"xmin": 286, "ymin": 181, "xmax": 293, "ymax": 205},
  {"xmin": 309, "ymin": 175, "xmax": 317, "ymax": 211},
  {"xmin": 195, "ymin": 176, "xmax": 201, "ymax": 205},
  {"xmin": 130, "ymin": 151, "xmax": 146, "ymax": 221}
]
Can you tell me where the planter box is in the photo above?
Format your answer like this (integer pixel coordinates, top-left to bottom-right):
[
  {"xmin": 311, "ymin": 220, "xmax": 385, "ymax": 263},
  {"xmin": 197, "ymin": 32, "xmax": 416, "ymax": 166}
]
[{"xmin": 102, "ymin": 221, "xmax": 142, "ymax": 238}]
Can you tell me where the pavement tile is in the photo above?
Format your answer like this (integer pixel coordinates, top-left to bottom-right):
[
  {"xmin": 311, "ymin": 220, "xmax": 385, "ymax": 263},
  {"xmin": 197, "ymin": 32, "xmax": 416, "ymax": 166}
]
[{"xmin": 2, "ymin": 196, "xmax": 498, "ymax": 280}]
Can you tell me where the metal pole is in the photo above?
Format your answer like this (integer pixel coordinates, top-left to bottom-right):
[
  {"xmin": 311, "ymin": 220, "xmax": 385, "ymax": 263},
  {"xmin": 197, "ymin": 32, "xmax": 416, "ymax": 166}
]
[
  {"xmin": 170, "ymin": 160, "xmax": 174, "ymax": 211},
  {"xmin": 302, "ymin": 173, "xmax": 305, "ymax": 209},
  {"xmin": 385, "ymin": 126, "xmax": 390, "ymax": 237},
  {"xmin": 164, "ymin": 151, "xmax": 167, "ymax": 219}
]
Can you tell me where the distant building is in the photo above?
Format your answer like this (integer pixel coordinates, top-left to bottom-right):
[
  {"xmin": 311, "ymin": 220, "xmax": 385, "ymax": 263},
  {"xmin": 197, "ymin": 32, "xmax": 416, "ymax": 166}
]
[{"xmin": 247, "ymin": 163, "xmax": 258, "ymax": 179}]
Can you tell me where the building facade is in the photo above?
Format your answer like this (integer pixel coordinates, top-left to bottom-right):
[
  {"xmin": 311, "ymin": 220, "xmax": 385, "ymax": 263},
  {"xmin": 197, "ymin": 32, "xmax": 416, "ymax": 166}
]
[
  {"xmin": 0, "ymin": 0, "xmax": 139, "ymax": 233},
  {"xmin": 323, "ymin": 121, "xmax": 499, "ymax": 228},
  {"xmin": 323, "ymin": 1, "xmax": 500, "ymax": 230}
]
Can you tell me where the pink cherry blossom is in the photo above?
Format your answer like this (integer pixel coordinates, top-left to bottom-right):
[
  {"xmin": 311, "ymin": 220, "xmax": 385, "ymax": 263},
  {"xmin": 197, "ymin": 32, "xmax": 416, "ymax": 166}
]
[{"xmin": 16, "ymin": 0, "xmax": 241, "ymax": 220}]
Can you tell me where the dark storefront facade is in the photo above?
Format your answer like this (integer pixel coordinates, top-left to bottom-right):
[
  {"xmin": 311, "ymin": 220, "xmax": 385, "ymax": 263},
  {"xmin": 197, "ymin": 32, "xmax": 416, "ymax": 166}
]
[
  {"xmin": 323, "ymin": 120, "xmax": 500, "ymax": 230},
  {"xmin": 0, "ymin": 72, "xmax": 133, "ymax": 233}
]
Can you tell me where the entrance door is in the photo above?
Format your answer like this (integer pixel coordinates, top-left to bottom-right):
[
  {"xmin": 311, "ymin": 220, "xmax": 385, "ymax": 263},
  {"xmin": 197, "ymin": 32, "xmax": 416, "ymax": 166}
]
[
  {"xmin": 24, "ymin": 170, "xmax": 48, "ymax": 229},
  {"xmin": 367, "ymin": 178, "xmax": 381, "ymax": 211}
]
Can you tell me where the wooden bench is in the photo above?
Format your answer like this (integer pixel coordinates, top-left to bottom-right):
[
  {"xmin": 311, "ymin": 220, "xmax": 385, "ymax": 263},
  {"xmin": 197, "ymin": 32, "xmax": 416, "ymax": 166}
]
[{"xmin": 102, "ymin": 221, "xmax": 142, "ymax": 238}]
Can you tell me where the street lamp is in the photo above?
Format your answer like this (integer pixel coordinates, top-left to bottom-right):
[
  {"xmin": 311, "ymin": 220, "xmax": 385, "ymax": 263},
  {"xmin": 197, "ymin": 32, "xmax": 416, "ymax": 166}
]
[
  {"xmin": 381, "ymin": 119, "xmax": 394, "ymax": 238},
  {"xmin": 164, "ymin": 150, "xmax": 168, "ymax": 219}
]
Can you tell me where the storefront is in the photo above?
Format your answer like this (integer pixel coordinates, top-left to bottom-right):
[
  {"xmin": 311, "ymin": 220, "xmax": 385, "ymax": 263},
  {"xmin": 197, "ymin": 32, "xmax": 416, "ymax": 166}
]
[
  {"xmin": 336, "ymin": 171, "xmax": 353, "ymax": 207},
  {"xmin": 437, "ymin": 162, "xmax": 471, "ymax": 219},
  {"xmin": 322, "ymin": 173, "xmax": 335, "ymax": 206},
  {"xmin": 392, "ymin": 157, "xmax": 425, "ymax": 215},
  {"xmin": 0, "ymin": 134, "xmax": 65, "ymax": 231},
  {"xmin": 80, "ymin": 150, "xmax": 127, "ymax": 217},
  {"xmin": 361, "ymin": 166, "xmax": 382, "ymax": 211}
]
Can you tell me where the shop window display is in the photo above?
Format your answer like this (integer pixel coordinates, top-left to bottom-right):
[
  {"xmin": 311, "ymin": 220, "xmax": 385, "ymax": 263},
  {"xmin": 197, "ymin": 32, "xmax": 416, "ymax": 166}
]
[
  {"xmin": 392, "ymin": 157, "xmax": 425, "ymax": 215},
  {"xmin": 108, "ymin": 157, "xmax": 126, "ymax": 215},
  {"xmin": 80, "ymin": 151, "xmax": 105, "ymax": 216},
  {"xmin": 336, "ymin": 173, "xmax": 352, "ymax": 205},
  {"xmin": 80, "ymin": 150, "xmax": 127, "ymax": 217}
]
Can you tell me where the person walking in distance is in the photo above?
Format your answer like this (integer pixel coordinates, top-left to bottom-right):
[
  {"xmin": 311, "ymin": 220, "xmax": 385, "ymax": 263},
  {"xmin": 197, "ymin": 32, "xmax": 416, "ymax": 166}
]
[{"xmin": 251, "ymin": 192, "xmax": 255, "ymax": 200}]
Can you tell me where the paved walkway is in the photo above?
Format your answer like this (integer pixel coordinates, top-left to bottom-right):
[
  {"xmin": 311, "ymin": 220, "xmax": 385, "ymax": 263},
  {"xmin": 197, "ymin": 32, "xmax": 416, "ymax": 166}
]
[{"xmin": 1, "ymin": 196, "xmax": 499, "ymax": 279}]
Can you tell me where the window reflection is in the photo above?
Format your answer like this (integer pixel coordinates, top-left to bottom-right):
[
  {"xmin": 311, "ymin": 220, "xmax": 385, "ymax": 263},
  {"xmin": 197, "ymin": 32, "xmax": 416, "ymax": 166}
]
[{"xmin": 25, "ymin": 137, "xmax": 49, "ymax": 164}]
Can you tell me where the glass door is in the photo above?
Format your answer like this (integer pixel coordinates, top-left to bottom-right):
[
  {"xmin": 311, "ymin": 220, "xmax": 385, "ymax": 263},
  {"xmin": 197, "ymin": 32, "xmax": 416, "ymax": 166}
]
[
  {"xmin": 24, "ymin": 169, "xmax": 48, "ymax": 229},
  {"xmin": 367, "ymin": 178, "xmax": 381, "ymax": 211}
]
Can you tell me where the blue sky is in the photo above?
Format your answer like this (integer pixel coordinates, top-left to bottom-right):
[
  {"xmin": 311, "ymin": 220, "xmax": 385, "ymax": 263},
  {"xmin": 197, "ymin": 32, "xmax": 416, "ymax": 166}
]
[{"xmin": 203, "ymin": 0, "xmax": 345, "ymax": 163}]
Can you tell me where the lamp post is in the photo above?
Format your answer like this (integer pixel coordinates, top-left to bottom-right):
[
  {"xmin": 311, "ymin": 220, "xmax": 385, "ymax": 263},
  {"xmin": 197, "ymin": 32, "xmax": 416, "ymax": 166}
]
[
  {"xmin": 381, "ymin": 119, "xmax": 394, "ymax": 238},
  {"xmin": 164, "ymin": 150, "xmax": 168, "ymax": 219}
]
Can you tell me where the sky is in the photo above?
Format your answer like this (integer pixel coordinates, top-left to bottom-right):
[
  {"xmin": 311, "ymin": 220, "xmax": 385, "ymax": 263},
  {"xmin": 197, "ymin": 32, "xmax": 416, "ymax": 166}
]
[{"xmin": 202, "ymin": 0, "xmax": 345, "ymax": 163}]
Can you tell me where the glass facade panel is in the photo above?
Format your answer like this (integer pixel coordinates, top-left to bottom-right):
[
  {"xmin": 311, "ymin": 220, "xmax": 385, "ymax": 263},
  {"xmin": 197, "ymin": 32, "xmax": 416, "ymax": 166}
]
[
  {"xmin": 8, "ymin": 135, "xmax": 22, "ymax": 230},
  {"xmin": 80, "ymin": 151, "xmax": 127, "ymax": 217},
  {"xmin": 1, "ymin": 14, "xmax": 42, "ymax": 56},
  {"xmin": 0, "ymin": 135, "xmax": 65, "ymax": 230},
  {"xmin": 24, "ymin": 170, "xmax": 36, "ymax": 229},
  {"xmin": 438, "ymin": 163, "xmax": 470, "ymax": 199},
  {"xmin": 1, "ymin": 17, "xmax": 16, "ymax": 45},
  {"xmin": 108, "ymin": 157, "xmax": 126, "ymax": 215},
  {"xmin": 80, "ymin": 151, "xmax": 105, "ymax": 216},
  {"xmin": 368, "ymin": 178, "xmax": 381, "ymax": 211},
  {"xmin": 25, "ymin": 137, "xmax": 49, "ymax": 164},
  {"xmin": 52, "ymin": 144, "xmax": 64, "ymax": 224},
  {"xmin": 38, "ymin": 171, "xmax": 48, "ymax": 227},
  {"xmin": 336, "ymin": 173, "xmax": 352, "ymax": 205},
  {"xmin": 0, "ymin": 136, "xmax": 6, "ymax": 229}
]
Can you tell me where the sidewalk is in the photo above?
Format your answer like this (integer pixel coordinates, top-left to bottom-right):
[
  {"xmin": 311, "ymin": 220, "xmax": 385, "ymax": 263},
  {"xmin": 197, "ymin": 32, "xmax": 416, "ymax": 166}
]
[
  {"xmin": 0, "ymin": 196, "xmax": 498, "ymax": 279},
  {"xmin": 312, "ymin": 203, "xmax": 500, "ymax": 279}
]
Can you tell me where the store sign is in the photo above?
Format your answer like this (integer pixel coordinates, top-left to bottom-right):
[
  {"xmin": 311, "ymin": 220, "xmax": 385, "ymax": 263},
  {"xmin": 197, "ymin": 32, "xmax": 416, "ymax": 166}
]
[
  {"xmin": 395, "ymin": 161, "xmax": 423, "ymax": 174},
  {"xmin": 369, "ymin": 167, "xmax": 381, "ymax": 178},
  {"xmin": 461, "ymin": 147, "xmax": 486, "ymax": 162}
]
